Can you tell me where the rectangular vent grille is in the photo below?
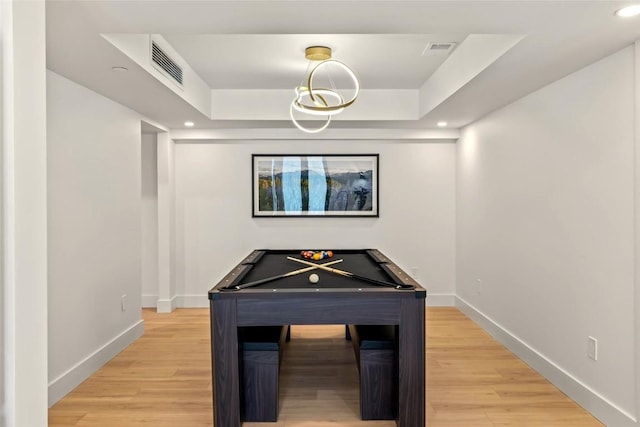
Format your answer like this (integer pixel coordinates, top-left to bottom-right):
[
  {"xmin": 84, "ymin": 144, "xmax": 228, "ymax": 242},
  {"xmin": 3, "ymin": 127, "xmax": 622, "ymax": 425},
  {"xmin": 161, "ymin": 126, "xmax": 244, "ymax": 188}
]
[
  {"xmin": 430, "ymin": 43, "xmax": 454, "ymax": 50},
  {"xmin": 151, "ymin": 41, "xmax": 183, "ymax": 85},
  {"xmin": 422, "ymin": 42, "xmax": 457, "ymax": 55}
]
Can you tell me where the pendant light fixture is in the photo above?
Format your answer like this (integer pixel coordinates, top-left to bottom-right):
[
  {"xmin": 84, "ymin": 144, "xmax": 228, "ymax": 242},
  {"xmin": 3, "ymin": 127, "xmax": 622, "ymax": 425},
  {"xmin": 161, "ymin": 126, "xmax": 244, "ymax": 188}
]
[{"xmin": 290, "ymin": 46, "xmax": 359, "ymax": 133}]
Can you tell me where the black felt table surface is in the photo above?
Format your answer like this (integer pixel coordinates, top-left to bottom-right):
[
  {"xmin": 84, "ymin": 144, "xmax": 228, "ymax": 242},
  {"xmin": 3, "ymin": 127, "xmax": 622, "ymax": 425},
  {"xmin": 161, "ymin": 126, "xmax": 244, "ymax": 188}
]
[{"xmin": 233, "ymin": 250, "xmax": 398, "ymax": 290}]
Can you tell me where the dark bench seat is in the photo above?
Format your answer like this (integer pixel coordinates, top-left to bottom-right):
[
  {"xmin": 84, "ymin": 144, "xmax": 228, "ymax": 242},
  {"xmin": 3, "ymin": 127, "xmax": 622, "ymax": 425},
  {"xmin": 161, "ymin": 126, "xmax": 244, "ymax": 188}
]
[
  {"xmin": 238, "ymin": 325, "xmax": 289, "ymax": 422},
  {"xmin": 348, "ymin": 324, "xmax": 397, "ymax": 420}
]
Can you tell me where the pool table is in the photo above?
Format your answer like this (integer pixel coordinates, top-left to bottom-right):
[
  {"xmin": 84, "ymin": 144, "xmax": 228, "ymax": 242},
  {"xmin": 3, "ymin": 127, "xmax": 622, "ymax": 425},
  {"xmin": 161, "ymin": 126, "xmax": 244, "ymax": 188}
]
[{"xmin": 208, "ymin": 249, "xmax": 426, "ymax": 427}]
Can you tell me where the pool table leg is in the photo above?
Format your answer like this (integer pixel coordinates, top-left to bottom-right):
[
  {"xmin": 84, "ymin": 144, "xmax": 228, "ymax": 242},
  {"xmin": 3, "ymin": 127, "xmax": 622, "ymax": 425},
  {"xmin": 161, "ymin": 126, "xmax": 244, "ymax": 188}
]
[
  {"xmin": 398, "ymin": 296, "xmax": 425, "ymax": 427},
  {"xmin": 211, "ymin": 299, "xmax": 241, "ymax": 427}
]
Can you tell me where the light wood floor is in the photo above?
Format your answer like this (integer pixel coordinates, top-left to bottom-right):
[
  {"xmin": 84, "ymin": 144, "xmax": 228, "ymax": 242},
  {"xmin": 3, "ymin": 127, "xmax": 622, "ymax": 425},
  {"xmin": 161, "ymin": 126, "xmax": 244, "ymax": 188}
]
[{"xmin": 48, "ymin": 307, "xmax": 604, "ymax": 427}]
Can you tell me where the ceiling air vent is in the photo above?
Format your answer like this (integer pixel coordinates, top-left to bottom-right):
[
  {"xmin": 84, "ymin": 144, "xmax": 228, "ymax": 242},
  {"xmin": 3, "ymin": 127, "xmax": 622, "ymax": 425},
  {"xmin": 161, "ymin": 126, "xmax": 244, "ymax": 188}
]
[
  {"xmin": 151, "ymin": 41, "xmax": 183, "ymax": 86},
  {"xmin": 422, "ymin": 42, "xmax": 457, "ymax": 55}
]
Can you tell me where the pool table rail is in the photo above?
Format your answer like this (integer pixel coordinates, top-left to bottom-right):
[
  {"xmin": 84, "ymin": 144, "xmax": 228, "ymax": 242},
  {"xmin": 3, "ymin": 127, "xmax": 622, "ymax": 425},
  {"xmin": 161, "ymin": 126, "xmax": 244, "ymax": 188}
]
[{"xmin": 209, "ymin": 249, "xmax": 426, "ymax": 298}]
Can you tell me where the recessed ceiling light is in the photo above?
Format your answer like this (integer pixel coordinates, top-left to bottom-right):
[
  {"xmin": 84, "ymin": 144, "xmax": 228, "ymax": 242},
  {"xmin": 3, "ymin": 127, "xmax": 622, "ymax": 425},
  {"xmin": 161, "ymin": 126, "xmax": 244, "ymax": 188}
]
[
  {"xmin": 437, "ymin": 121, "xmax": 448, "ymax": 127},
  {"xmin": 184, "ymin": 121, "xmax": 194, "ymax": 127},
  {"xmin": 111, "ymin": 66, "xmax": 128, "ymax": 72},
  {"xmin": 615, "ymin": 5, "xmax": 640, "ymax": 17}
]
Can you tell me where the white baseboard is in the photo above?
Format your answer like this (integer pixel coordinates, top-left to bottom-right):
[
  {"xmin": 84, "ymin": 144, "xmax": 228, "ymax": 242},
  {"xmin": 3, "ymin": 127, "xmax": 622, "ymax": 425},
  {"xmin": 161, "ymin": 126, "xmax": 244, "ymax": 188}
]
[
  {"xmin": 177, "ymin": 295, "xmax": 209, "ymax": 308},
  {"xmin": 141, "ymin": 294, "xmax": 158, "ymax": 308},
  {"xmin": 455, "ymin": 296, "xmax": 637, "ymax": 427},
  {"xmin": 143, "ymin": 295, "xmax": 179, "ymax": 312},
  {"xmin": 157, "ymin": 296, "xmax": 177, "ymax": 313},
  {"xmin": 143, "ymin": 295, "xmax": 208, "ymax": 310},
  {"xmin": 48, "ymin": 320, "xmax": 145, "ymax": 407},
  {"xmin": 425, "ymin": 293, "xmax": 455, "ymax": 306}
]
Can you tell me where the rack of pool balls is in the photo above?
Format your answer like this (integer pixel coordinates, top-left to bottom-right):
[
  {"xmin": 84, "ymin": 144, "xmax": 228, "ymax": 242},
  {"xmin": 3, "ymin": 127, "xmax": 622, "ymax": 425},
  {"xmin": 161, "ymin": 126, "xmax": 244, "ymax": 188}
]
[{"xmin": 300, "ymin": 250, "xmax": 334, "ymax": 261}]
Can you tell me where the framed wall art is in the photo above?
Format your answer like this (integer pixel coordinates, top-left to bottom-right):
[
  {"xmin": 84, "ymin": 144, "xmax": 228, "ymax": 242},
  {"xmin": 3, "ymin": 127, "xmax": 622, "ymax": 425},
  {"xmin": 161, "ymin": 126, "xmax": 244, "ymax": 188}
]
[{"xmin": 252, "ymin": 154, "xmax": 379, "ymax": 217}]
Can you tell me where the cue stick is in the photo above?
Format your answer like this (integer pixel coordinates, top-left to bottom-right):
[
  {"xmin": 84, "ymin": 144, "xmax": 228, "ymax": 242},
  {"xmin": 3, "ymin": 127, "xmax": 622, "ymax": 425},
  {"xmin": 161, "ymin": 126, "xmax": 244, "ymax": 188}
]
[
  {"xmin": 221, "ymin": 258, "xmax": 344, "ymax": 291},
  {"xmin": 286, "ymin": 256, "xmax": 414, "ymax": 290}
]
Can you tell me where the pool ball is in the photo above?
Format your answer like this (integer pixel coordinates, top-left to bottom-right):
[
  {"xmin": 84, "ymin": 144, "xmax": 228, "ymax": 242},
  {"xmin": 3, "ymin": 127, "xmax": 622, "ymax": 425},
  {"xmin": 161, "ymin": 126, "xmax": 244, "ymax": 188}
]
[{"xmin": 309, "ymin": 273, "xmax": 320, "ymax": 284}]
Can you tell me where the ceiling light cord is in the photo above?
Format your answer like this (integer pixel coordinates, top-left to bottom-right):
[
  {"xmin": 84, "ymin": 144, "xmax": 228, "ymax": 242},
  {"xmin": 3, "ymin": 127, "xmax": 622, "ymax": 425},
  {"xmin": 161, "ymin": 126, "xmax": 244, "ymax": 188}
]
[{"xmin": 305, "ymin": 60, "xmax": 359, "ymax": 112}]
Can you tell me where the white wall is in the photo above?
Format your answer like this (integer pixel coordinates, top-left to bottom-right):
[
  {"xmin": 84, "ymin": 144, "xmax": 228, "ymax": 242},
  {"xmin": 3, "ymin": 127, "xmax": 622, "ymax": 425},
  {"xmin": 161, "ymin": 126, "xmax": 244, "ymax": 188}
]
[
  {"xmin": 457, "ymin": 46, "xmax": 637, "ymax": 425},
  {"xmin": 156, "ymin": 133, "xmax": 177, "ymax": 312},
  {"xmin": 2, "ymin": 1, "xmax": 48, "ymax": 426},
  {"xmin": 173, "ymin": 140, "xmax": 456, "ymax": 307},
  {"xmin": 1, "ymin": 5, "xmax": 5, "ymax": 424},
  {"xmin": 141, "ymin": 133, "xmax": 159, "ymax": 306},
  {"xmin": 47, "ymin": 70, "xmax": 144, "ymax": 405}
]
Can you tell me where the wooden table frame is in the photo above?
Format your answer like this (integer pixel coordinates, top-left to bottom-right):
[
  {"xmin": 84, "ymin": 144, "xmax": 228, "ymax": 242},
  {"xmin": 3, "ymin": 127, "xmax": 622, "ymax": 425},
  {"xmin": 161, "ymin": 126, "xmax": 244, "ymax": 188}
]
[{"xmin": 208, "ymin": 250, "xmax": 426, "ymax": 427}]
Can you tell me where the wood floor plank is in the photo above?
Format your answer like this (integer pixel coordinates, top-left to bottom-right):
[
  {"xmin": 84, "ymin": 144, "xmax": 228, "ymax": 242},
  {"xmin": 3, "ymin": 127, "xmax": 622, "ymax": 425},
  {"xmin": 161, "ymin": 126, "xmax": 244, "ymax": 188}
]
[{"xmin": 48, "ymin": 307, "xmax": 604, "ymax": 426}]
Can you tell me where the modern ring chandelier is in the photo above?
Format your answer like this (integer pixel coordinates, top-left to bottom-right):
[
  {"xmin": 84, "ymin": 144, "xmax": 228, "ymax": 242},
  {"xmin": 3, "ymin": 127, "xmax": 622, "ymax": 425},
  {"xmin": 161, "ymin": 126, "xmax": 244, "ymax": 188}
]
[{"xmin": 290, "ymin": 46, "xmax": 360, "ymax": 133}]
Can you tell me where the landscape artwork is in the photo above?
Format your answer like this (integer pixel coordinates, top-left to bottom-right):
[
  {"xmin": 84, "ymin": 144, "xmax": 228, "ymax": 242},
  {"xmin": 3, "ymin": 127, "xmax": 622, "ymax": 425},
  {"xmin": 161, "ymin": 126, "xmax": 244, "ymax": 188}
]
[{"xmin": 252, "ymin": 154, "xmax": 379, "ymax": 217}]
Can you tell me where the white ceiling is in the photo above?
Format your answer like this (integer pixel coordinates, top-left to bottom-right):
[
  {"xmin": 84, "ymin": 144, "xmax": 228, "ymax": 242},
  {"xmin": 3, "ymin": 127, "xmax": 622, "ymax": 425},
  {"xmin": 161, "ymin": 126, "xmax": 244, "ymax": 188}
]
[
  {"xmin": 163, "ymin": 34, "xmax": 462, "ymax": 89},
  {"xmin": 46, "ymin": 1, "xmax": 640, "ymax": 131}
]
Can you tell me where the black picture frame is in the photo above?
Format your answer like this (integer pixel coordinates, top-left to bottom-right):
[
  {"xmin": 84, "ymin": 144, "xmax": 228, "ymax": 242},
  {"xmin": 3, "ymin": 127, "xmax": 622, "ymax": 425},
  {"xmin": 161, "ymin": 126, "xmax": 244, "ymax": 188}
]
[{"xmin": 252, "ymin": 154, "xmax": 379, "ymax": 217}]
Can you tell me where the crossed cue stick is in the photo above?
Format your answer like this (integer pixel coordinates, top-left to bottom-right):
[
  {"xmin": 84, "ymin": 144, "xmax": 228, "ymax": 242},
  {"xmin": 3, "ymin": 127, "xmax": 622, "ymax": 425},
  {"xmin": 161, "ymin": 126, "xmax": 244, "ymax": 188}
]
[
  {"xmin": 222, "ymin": 258, "xmax": 344, "ymax": 291},
  {"xmin": 222, "ymin": 255, "xmax": 415, "ymax": 291},
  {"xmin": 287, "ymin": 257, "xmax": 414, "ymax": 290}
]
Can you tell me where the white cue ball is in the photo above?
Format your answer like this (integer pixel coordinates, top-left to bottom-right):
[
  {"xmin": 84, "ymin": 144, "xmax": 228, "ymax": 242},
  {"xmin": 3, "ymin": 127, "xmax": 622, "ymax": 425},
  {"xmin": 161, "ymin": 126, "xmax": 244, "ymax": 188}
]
[{"xmin": 309, "ymin": 273, "xmax": 320, "ymax": 284}]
